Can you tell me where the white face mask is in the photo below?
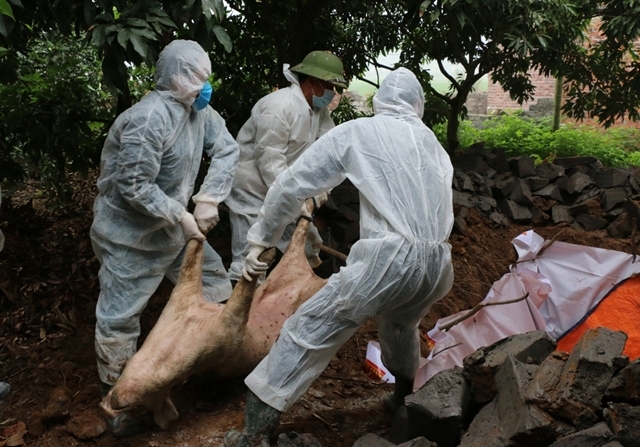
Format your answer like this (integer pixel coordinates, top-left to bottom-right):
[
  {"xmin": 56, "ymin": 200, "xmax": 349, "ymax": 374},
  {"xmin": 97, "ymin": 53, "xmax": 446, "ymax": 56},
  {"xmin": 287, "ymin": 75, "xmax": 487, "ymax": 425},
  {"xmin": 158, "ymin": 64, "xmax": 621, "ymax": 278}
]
[{"xmin": 311, "ymin": 79, "xmax": 335, "ymax": 108}]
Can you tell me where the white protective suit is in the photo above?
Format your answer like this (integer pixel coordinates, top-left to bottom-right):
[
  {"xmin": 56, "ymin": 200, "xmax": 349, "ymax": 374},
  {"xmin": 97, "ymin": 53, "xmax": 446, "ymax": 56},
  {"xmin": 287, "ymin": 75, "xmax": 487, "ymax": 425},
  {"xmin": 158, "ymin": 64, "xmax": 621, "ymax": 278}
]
[
  {"xmin": 90, "ymin": 40, "xmax": 239, "ymax": 385},
  {"xmin": 225, "ymin": 66, "xmax": 334, "ymax": 282},
  {"xmin": 244, "ymin": 67, "xmax": 454, "ymax": 412}
]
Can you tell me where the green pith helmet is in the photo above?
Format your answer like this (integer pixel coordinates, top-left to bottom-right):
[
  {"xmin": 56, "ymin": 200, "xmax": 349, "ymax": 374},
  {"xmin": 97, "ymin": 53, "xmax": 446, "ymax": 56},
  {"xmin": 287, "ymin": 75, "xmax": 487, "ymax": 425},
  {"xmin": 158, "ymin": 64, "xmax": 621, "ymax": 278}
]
[{"xmin": 290, "ymin": 51, "xmax": 348, "ymax": 91}]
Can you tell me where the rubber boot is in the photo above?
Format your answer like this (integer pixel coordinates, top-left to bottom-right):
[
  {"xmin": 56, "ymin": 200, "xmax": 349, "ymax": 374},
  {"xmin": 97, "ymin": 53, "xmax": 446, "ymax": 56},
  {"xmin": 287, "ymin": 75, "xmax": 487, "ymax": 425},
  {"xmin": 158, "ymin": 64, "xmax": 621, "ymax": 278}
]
[
  {"xmin": 100, "ymin": 382, "xmax": 147, "ymax": 438},
  {"xmin": 383, "ymin": 376, "xmax": 414, "ymax": 414},
  {"xmin": 224, "ymin": 390, "xmax": 281, "ymax": 447},
  {"xmin": 0, "ymin": 382, "xmax": 10, "ymax": 400}
]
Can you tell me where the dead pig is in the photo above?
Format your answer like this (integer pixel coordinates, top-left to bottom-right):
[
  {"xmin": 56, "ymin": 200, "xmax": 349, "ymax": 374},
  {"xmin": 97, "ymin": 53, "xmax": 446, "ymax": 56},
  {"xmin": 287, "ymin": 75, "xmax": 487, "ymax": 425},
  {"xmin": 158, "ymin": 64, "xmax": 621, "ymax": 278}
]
[{"xmin": 100, "ymin": 208, "xmax": 328, "ymax": 429}]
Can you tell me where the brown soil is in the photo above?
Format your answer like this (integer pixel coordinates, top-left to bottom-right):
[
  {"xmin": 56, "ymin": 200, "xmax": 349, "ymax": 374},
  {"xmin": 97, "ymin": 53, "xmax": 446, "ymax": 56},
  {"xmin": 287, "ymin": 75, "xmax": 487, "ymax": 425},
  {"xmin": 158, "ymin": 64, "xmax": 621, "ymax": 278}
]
[{"xmin": 0, "ymin": 177, "xmax": 635, "ymax": 447}]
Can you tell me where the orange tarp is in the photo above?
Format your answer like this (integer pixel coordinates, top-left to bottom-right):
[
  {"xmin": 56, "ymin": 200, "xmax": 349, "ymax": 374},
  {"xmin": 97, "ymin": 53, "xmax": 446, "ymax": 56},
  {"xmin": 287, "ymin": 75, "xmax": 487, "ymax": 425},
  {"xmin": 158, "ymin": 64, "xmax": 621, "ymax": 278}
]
[{"xmin": 557, "ymin": 275, "xmax": 640, "ymax": 359}]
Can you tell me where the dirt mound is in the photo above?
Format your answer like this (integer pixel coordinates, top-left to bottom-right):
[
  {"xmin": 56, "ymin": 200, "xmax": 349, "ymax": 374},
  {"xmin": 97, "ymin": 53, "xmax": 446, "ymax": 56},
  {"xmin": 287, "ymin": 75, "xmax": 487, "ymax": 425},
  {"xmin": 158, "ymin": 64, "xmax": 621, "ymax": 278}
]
[{"xmin": 0, "ymin": 177, "xmax": 634, "ymax": 447}]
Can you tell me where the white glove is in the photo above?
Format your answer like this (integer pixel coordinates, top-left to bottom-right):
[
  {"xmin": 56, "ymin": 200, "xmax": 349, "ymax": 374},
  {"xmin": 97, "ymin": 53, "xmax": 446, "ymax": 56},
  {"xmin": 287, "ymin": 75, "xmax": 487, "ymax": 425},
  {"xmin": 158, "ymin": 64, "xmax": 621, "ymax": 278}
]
[
  {"xmin": 194, "ymin": 202, "xmax": 219, "ymax": 234},
  {"xmin": 180, "ymin": 212, "xmax": 206, "ymax": 242},
  {"xmin": 242, "ymin": 245, "xmax": 269, "ymax": 281}
]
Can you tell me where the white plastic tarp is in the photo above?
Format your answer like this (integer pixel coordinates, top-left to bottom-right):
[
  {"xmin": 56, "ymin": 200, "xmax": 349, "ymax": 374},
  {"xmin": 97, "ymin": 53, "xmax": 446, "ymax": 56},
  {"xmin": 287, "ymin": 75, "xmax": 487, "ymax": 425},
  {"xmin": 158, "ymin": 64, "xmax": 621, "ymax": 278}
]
[{"xmin": 365, "ymin": 229, "xmax": 640, "ymax": 389}]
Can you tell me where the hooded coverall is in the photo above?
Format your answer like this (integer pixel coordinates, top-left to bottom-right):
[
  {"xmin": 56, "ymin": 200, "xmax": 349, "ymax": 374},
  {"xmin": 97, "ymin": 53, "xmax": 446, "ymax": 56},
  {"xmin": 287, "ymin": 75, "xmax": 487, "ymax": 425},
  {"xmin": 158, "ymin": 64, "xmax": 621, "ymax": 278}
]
[
  {"xmin": 90, "ymin": 40, "xmax": 239, "ymax": 385},
  {"xmin": 243, "ymin": 67, "xmax": 455, "ymax": 411}
]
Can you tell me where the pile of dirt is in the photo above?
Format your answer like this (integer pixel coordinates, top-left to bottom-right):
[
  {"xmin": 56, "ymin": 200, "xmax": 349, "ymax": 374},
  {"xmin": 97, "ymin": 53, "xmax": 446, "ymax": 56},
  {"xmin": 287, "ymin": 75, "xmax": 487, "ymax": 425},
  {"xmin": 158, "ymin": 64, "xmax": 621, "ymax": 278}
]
[{"xmin": 0, "ymin": 176, "xmax": 635, "ymax": 447}]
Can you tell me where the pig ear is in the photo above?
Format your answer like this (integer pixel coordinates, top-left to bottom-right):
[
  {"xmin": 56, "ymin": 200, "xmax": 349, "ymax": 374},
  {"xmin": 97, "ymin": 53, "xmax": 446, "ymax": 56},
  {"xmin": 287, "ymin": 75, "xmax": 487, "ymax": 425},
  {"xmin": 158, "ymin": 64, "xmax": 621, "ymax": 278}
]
[{"xmin": 257, "ymin": 247, "xmax": 277, "ymax": 265}]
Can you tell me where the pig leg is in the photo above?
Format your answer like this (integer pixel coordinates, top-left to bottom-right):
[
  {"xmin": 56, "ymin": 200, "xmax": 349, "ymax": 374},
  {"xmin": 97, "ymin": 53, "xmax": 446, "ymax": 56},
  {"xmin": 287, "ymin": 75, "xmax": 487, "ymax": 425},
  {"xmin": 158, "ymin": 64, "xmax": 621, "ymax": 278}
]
[{"xmin": 102, "ymin": 239, "xmax": 277, "ymax": 426}]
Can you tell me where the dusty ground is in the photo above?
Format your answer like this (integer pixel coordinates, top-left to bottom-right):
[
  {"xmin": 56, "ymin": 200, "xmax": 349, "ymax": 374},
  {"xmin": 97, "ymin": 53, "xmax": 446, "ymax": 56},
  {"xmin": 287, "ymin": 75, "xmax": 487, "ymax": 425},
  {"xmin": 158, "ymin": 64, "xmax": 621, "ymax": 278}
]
[{"xmin": 0, "ymin": 177, "xmax": 635, "ymax": 447}]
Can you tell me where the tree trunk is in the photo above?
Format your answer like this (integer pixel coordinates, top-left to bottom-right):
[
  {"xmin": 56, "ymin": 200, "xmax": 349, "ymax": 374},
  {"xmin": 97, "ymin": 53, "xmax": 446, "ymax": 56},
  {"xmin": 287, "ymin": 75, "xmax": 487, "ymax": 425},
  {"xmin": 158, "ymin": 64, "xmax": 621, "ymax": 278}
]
[{"xmin": 553, "ymin": 75, "xmax": 563, "ymax": 131}]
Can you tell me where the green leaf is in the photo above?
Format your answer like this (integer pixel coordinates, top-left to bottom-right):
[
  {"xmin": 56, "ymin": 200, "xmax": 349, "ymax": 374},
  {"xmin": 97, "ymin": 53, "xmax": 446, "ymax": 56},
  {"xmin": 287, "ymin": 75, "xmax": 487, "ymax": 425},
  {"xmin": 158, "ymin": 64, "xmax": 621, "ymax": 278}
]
[
  {"xmin": 0, "ymin": 0, "xmax": 14, "ymax": 20},
  {"xmin": 213, "ymin": 0, "xmax": 225, "ymax": 20},
  {"xmin": 8, "ymin": 0, "xmax": 24, "ymax": 8},
  {"xmin": 0, "ymin": 11, "xmax": 13, "ymax": 37},
  {"xmin": 201, "ymin": 0, "xmax": 213, "ymax": 19},
  {"xmin": 91, "ymin": 24, "xmax": 106, "ymax": 47},
  {"xmin": 0, "ymin": 45, "xmax": 8, "ymax": 57},
  {"xmin": 125, "ymin": 17, "xmax": 148, "ymax": 28},
  {"xmin": 419, "ymin": 0, "xmax": 432, "ymax": 18},
  {"xmin": 129, "ymin": 34, "xmax": 149, "ymax": 59},
  {"xmin": 117, "ymin": 28, "xmax": 130, "ymax": 49},
  {"xmin": 129, "ymin": 26, "xmax": 157, "ymax": 40},
  {"xmin": 212, "ymin": 24, "xmax": 232, "ymax": 52}
]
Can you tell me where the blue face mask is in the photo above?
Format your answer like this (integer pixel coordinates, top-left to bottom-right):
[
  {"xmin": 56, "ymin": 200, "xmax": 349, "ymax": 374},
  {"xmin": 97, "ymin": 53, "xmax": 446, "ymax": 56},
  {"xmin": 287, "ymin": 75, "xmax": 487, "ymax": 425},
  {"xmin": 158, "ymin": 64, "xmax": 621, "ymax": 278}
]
[
  {"xmin": 312, "ymin": 80, "xmax": 335, "ymax": 109},
  {"xmin": 192, "ymin": 81, "xmax": 213, "ymax": 111}
]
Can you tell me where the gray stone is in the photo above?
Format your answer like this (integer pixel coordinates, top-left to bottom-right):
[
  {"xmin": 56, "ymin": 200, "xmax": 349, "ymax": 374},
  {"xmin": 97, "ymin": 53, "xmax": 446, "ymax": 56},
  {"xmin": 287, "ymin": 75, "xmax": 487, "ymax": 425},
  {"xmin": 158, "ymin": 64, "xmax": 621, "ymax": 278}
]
[
  {"xmin": 604, "ymin": 402, "xmax": 640, "ymax": 447},
  {"xmin": 561, "ymin": 172, "xmax": 593, "ymax": 195},
  {"xmin": 490, "ymin": 148, "xmax": 511, "ymax": 173},
  {"xmin": 489, "ymin": 211, "xmax": 511, "ymax": 227},
  {"xmin": 509, "ymin": 155, "xmax": 537, "ymax": 177},
  {"xmin": 526, "ymin": 176, "xmax": 551, "ymax": 191},
  {"xmin": 575, "ymin": 214, "xmax": 609, "ymax": 231},
  {"xmin": 351, "ymin": 433, "xmax": 394, "ymax": 447},
  {"xmin": 554, "ymin": 328, "xmax": 627, "ymax": 422},
  {"xmin": 455, "ymin": 170, "xmax": 476, "ymax": 192},
  {"xmin": 526, "ymin": 351, "xmax": 569, "ymax": 406},
  {"xmin": 554, "ymin": 156, "xmax": 598, "ymax": 169},
  {"xmin": 406, "ymin": 367, "xmax": 470, "ymax": 447},
  {"xmin": 595, "ymin": 168, "xmax": 629, "ymax": 189},
  {"xmin": 530, "ymin": 206, "xmax": 550, "ymax": 226},
  {"xmin": 492, "ymin": 176, "xmax": 516, "ymax": 199},
  {"xmin": 496, "ymin": 354, "xmax": 556, "ymax": 446},
  {"xmin": 453, "ymin": 190, "xmax": 475, "ymax": 208},
  {"xmin": 602, "ymin": 187, "xmax": 628, "ymax": 212},
  {"xmin": 397, "ymin": 437, "xmax": 438, "ymax": 447},
  {"xmin": 499, "ymin": 199, "xmax": 533, "ymax": 223},
  {"xmin": 454, "ymin": 153, "xmax": 491, "ymax": 175},
  {"xmin": 469, "ymin": 171, "xmax": 494, "ymax": 196},
  {"xmin": 509, "ymin": 178, "xmax": 534, "ymax": 206},
  {"xmin": 607, "ymin": 213, "xmax": 633, "ymax": 238},
  {"xmin": 473, "ymin": 195, "xmax": 497, "ymax": 213},
  {"xmin": 463, "ymin": 331, "xmax": 556, "ymax": 404},
  {"xmin": 551, "ymin": 205, "xmax": 573, "ymax": 224},
  {"xmin": 547, "ymin": 422, "xmax": 615, "ymax": 447},
  {"xmin": 536, "ymin": 163, "xmax": 565, "ymax": 180},
  {"xmin": 458, "ymin": 400, "xmax": 508, "ymax": 447},
  {"xmin": 605, "ymin": 359, "xmax": 640, "ymax": 404},
  {"xmin": 454, "ymin": 215, "xmax": 469, "ymax": 235},
  {"xmin": 533, "ymin": 184, "xmax": 564, "ymax": 202},
  {"xmin": 568, "ymin": 203, "xmax": 589, "ymax": 216}
]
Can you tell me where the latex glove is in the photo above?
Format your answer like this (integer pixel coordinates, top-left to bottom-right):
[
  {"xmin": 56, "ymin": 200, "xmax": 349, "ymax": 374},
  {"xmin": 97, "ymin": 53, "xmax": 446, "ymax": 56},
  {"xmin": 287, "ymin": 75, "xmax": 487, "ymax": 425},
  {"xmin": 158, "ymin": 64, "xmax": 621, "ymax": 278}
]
[
  {"xmin": 194, "ymin": 202, "xmax": 219, "ymax": 234},
  {"xmin": 242, "ymin": 245, "xmax": 269, "ymax": 281},
  {"xmin": 180, "ymin": 212, "xmax": 206, "ymax": 242}
]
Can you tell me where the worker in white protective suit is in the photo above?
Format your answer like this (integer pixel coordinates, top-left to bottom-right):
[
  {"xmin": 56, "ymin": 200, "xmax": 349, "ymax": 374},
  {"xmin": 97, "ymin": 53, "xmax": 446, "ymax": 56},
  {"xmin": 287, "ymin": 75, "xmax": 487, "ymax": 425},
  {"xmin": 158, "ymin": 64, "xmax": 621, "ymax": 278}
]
[
  {"xmin": 225, "ymin": 51, "xmax": 348, "ymax": 284},
  {"xmin": 90, "ymin": 40, "xmax": 238, "ymax": 437},
  {"xmin": 224, "ymin": 67, "xmax": 455, "ymax": 447}
]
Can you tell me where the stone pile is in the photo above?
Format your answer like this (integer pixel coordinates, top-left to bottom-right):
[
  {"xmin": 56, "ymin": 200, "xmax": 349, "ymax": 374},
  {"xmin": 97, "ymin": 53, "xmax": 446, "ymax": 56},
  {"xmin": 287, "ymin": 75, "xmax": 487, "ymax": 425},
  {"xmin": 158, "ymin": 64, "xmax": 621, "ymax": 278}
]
[
  {"xmin": 450, "ymin": 145, "xmax": 640, "ymax": 238},
  {"xmin": 360, "ymin": 327, "xmax": 640, "ymax": 447}
]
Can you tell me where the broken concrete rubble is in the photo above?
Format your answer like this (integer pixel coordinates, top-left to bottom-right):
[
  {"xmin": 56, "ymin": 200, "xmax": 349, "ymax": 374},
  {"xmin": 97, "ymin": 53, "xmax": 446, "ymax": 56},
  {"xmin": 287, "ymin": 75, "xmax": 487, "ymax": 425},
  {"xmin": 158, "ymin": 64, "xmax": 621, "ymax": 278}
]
[
  {"xmin": 359, "ymin": 328, "xmax": 640, "ymax": 447},
  {"xmin": 448, "ymin": 147, "xmax": 640, "ymax": 237}
]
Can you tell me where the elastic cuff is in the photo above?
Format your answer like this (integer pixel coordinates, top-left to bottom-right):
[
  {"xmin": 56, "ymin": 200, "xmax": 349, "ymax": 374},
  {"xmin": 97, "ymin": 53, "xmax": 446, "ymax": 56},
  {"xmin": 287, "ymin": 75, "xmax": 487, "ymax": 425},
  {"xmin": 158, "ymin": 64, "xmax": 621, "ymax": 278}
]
[{"xmin": 192, "ymin": 193, "xmax": 219, "ymax": 206}]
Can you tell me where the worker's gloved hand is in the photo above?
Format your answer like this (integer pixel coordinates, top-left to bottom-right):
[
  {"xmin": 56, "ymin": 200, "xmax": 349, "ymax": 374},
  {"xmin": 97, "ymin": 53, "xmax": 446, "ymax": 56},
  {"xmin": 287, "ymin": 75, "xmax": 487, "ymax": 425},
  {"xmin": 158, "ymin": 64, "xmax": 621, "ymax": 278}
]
[
  {"xmin": 194, "ymin": 202, "xmax": 219, "ymax": 234},
  {"xmin": 242, "ymin": 245, "xmax": 269, "ymax": 281},
  {"xmin": 180, "ymin": 212, "xmax": 206, "ymax": 242}
]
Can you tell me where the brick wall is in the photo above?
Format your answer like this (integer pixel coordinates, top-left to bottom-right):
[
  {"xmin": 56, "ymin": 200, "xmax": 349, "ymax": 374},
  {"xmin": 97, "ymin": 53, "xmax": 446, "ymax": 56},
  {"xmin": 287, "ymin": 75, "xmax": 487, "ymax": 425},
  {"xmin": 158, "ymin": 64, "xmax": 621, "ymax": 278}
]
[
  {"xmin": 487, "ymin": 71, "xmax": 556, "ymax": 113},
  {"xmin": 486, "ymin": 18, "xmax": 639, "ymax": 128}
]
